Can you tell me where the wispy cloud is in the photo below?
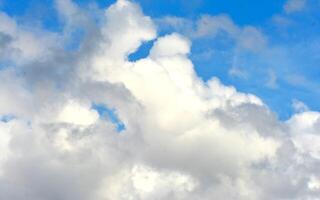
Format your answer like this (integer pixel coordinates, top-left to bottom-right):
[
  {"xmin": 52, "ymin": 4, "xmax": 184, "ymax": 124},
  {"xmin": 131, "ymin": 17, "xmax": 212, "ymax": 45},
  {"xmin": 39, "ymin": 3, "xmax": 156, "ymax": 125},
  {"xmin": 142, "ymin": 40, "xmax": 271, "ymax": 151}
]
[{"xmin": 284, "ymin": 0, "xmax": 306, "ymax": 14}]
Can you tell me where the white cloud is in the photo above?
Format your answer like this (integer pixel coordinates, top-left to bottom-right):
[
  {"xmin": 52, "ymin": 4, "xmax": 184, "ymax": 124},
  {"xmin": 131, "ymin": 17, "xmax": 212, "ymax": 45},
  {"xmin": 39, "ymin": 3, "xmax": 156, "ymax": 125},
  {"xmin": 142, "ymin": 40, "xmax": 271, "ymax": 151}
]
[
  {"xmin": 155, "ymin": 16, "xmax": 193, "ymax": 33},
  {"xmin": 57, "ymin": 100, "xmax": 99, "ymax": 126},
  {"xmin": 0, "ymin": 1, "xmax": 319, "ymax": 200},
  {"xmin": 195, "ymin": 14, "xmax": 240, "ymax": 38},
  {"xmin": 0, "ymin": 12, "xmax": 59, "ymax": 63},
  {"xmin": 157, "ymin": 14, "xmax": 267, "ymax": 52},
  {"xmin": 287, "ymin": 111, "xmax": 320, "ymax": 162},
  {"xmin": 194, "ymin": 15, "xmax": 267, "ymax": 52},
  {"xmin": 100, "ymin": 164, "xmax": 197, "ymax": 199},
  {"xmin": 150, "ymin": 33, "xmax": 190, "ymax": 58},
  {"xmin": 308, "ymin": 176, "xmax": 320, "ymax": 191},
  {"xmin": 55, "ymin": 0, "xmax": 83, "ymax": 24},
  {"xmin": 0, "ymin": 120, "xmax": 12, "ymax": 175},
  {"xmin": 284, "ymin": 0, "xmax": 306, "ymax": 14},
  {"xmin": 292, "ymin": 99, "xmax": 309, "ymax": 113}
]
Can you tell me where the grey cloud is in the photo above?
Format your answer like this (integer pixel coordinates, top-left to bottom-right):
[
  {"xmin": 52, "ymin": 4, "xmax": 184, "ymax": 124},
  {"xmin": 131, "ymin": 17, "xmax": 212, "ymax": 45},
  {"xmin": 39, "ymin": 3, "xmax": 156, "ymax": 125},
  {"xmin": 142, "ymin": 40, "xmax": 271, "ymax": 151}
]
[
  {"xmin": 0, "ymin": 1, "xmax": 320, "ymax": 200},
  {"xmin": 0, "ymin": 32, "xmax": 12, "ymax": 48}
]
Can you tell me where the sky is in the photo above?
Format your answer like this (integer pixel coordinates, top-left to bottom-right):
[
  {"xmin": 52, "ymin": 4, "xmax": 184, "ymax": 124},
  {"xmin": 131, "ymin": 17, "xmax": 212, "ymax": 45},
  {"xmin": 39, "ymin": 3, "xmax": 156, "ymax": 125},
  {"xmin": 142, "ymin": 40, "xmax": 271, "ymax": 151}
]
[
  {"xmin": 2, "ymin": 0, "xmax": 320, "ymax": 119},
  {"xmin": 1, "ymin": 0, "xmax": 320, "ymax": 199}
]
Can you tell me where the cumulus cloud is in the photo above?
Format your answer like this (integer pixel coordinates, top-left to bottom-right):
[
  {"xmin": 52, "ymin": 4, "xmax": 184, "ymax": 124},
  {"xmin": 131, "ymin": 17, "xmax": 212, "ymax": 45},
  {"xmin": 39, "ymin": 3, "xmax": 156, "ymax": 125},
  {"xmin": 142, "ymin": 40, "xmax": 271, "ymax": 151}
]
[
  {"xmin": 0, "ymin": 12, "xmax": 58, "ymax": 63},
  {"xmin": 0, "ymin": 0, "xmax": 319, "ymax": 200}
]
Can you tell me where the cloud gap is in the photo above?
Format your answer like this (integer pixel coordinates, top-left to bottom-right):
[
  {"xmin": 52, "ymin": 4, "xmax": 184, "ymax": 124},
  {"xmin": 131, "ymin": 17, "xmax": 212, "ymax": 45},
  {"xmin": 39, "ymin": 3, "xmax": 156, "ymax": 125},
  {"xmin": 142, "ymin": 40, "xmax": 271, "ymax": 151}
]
[{"xmin": 91, "ymin": 103, "xmax": 126, "ymax": 132}]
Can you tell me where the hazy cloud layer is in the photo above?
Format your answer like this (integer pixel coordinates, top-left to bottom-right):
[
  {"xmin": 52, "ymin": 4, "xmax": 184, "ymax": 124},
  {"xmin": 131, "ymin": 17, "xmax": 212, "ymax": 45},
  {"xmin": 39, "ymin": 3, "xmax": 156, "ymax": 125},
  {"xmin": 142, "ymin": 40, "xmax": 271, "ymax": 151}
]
[{"xmin": 0, "ymin": 1, "xmax": 320, "ymax": 199}]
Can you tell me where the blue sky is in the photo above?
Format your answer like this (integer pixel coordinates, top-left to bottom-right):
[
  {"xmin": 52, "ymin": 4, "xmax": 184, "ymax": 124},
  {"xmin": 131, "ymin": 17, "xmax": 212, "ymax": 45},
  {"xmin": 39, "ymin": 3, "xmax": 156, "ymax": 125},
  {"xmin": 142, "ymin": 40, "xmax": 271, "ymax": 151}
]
[
  {"xmin": 92, "ymin": 103, "xmax": 126, "ymax": 132},
  {"xmin": 2, "ymin": 1, "xmax": 320, "ymax": 199},
  {"xmin": 1, "ymin": 0, "xmax": 319, "ymax": 120}
]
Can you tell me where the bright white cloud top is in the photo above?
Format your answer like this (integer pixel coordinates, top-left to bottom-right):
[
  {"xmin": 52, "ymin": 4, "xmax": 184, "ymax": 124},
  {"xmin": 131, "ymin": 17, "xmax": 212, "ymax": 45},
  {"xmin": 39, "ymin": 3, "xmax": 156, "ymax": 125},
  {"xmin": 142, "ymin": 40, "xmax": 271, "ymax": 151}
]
[{"xmin": 0, "ymin": 0, "xmax": 320, "ymax": 199}]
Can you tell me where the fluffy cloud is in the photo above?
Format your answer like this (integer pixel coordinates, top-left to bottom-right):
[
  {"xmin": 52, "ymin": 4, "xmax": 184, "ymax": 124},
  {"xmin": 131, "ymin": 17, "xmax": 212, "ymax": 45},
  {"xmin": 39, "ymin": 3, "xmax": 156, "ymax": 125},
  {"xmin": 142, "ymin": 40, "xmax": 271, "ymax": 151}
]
[
  {"xmin": 0, "ymin": 0, "xmax": 319, "ymax": 199},
  {"xmin": 0, "ymin": 12, "xmax": 58, "ymax": 63}
]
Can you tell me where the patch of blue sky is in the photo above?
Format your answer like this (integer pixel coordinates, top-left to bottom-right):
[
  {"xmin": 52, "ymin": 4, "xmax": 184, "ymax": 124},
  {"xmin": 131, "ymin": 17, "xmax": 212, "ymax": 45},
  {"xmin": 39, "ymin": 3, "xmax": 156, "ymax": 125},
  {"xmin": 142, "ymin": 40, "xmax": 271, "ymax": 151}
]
[
  {"xmin": 91, "ymin": 103, "xmax": 126, "ymax": 132},
  {"xmin": 128, "ymin": 40, "xmax": 154, "ymax": 62},
  {"xmin": 0, "ymin": 60, "xmax": 18, "ymax": 71},
  {"xmin": 134, "ymin": 0, "xmax": 320, "ymax": 120},
  {"xmin": 75, "ymin": 0, "xmax": 115, "ymax": 8},
  {"xmin": 0, "ymin": 0, "xmax": 63, "ymax": 32},
  {"xmin": 0, "ymin": 62, "xmax": 8, "ymax": 70},
  {"xmin": 190, "ymin": 28, "xmax": 320, "ymax": 120},
  {"xmin": 191, "ymin": 34, "xmax": 236, "ymax": 81},
  {"xmin": 137, "ymin": 0, "xmax": 285, "ymax": 25},
  {"xmin": 0, "ymin": 115, "xmax": 15, "ymax": 123}
]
